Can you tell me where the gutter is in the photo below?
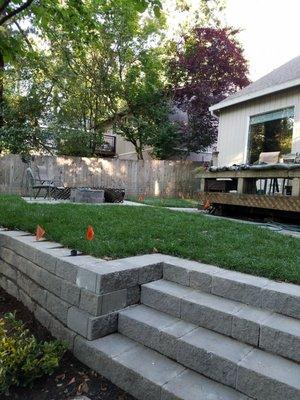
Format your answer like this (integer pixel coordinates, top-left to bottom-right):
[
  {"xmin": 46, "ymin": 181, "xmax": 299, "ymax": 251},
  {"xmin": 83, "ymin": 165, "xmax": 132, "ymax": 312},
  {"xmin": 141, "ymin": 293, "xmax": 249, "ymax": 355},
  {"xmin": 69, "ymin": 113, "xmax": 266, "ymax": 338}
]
[{"xmin": 209, "ymin": 77, "xmax": 300, "ymax": 113}]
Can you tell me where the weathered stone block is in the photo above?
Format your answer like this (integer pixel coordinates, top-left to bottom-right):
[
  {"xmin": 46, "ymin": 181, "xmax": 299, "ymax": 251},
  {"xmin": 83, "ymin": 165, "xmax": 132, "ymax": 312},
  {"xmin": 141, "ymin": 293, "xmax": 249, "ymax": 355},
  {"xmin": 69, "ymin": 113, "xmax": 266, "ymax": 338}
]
[
  {"xmin": 79, "ymin": 289, "xmax": 102, "ymax": 315},
  {"xmin": 87, "ymin": 312, "xmax": 118, "ymax": 340},
  {"xmin": 211, "ymin": 270, "xmax": 269, "ymax": 307},
  {"xmin": 177, "ymin": 327, "xmax": 252, "ymax": 388},
  {"xmin": 138, "ymin": 263, "xmax": 162, "ymax": 284},
  {"xmin": 161, "ymin": 369, "xmax": 250, "ymax": 400},
  {"xmin": 231, "ymin": 305, "xmax": 272, "ymax": 346},
  {"xmin": 34, "ymin": 305, "xmax": 52, "ymax": 329},
  {"xmin": 19, "ymin": 289, "xmax": 36, "ymax": 312},
  {"xmin": 39, "ymin": 269, "xmax": 62, "ymax": 297},
  {"xmin": 50, "ymin": 318, "xmax": 76, "ymax": 350},
  {"xmin": 101, "ymin": 289, "xmax": 127, "ymax": 314},
  {"xmin": 259, "ymin": 313, "xmax": 300, "ymax": 362},
  {"xmin": 236, "ymin": 348, "xmax": 300, "ymax": 400},
  {"xmin": 163, "ymin": 263, "xmax": 189, "ymax": 286},
  {"xmin": 56, "ymin": 259, "xmax": 78, "ymax": 283},
  {"xmin": 0, "ymin": 259, "xmax": 17, "ymax": 281},
  {"xmin": 60, "ymin": 280, "xmax": 80, "ymax": 306},
  {"xmin": 181, "ymin": 290, "xmax": 242, "ymax": 336},
  {"xmin": 126, "ymin": 285, "xmax": 140, "ymax": 306},
  {"xmin": 46, "ymin": 292, "xmax": 70, "ymax": 324},
  {"xmin": 67, "ymin": 307, "xmax": 89, "ymax": 337},
  {"xmin": 261, "ymin": 281, "xmax": 300, "ymax": 319}
]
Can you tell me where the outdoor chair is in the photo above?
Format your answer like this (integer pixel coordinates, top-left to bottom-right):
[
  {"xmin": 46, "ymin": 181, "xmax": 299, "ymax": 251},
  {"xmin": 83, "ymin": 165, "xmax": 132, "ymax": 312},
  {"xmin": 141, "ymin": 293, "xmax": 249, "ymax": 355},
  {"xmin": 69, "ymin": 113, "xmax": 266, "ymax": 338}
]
[{"xmin": 26, "ymin": 166, "xmax": 64, "ymax": 199}]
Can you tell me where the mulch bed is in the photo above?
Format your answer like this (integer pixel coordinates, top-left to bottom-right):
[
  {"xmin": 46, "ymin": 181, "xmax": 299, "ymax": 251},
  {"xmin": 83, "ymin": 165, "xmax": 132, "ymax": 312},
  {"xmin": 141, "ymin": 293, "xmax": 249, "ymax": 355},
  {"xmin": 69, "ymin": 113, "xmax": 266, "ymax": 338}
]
[{"xmin": 0, "ymin": 288, "xmax": 135, "ymax": 400}]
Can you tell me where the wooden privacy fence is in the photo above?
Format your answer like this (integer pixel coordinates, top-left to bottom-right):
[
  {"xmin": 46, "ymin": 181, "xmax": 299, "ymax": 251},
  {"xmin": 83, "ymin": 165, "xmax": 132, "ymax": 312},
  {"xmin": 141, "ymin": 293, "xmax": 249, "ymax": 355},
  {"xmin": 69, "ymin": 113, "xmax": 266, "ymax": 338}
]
[{"xmin": 0, "ymin": 154, "xmax": 200, "ymax": 197}]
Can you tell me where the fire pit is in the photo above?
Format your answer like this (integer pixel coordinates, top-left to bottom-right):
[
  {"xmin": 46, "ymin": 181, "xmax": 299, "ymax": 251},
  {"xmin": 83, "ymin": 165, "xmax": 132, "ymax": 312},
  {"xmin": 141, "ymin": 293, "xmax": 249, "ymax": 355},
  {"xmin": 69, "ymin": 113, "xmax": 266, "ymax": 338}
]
[{"xmin": 70, "ymin": 188, "xmax": 104, "ymax": 203}]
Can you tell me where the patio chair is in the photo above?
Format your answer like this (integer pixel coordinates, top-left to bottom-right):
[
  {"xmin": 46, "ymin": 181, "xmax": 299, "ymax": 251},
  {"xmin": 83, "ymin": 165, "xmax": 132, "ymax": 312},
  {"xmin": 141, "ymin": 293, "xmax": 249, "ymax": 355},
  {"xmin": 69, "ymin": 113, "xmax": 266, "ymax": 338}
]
[{"xmin": 26, "ymin": 166, "xmax": 64, "ymax": 199}]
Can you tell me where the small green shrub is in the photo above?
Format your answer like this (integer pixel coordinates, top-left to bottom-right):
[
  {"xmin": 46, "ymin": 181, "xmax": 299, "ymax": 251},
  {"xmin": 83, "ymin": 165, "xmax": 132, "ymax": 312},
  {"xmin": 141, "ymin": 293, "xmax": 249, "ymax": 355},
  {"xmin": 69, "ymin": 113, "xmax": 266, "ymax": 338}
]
[{"xmin": 0, "ymin": 312, "xmax": 66, "ymax": 394}]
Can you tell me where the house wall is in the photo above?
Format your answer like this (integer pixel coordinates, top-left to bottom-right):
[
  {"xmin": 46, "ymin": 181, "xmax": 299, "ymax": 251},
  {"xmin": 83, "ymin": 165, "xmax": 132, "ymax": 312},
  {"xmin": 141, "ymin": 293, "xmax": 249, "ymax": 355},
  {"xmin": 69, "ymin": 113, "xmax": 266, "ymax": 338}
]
[{"xmin": 216, "ymin": 86, "xmax": 300, "ymax": 166}]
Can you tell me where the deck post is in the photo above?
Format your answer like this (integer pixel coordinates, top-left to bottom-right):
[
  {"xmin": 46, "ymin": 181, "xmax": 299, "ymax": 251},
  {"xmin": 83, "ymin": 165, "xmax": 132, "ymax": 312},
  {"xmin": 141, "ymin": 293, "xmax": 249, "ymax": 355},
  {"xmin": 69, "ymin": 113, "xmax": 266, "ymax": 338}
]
[
  {"xmin": 237, "ymin": 178, "xmax": 245, "ymax": 194},
  {"xmin": 292, "ymin": 178, "xmax": 300, "ymax": 197}
]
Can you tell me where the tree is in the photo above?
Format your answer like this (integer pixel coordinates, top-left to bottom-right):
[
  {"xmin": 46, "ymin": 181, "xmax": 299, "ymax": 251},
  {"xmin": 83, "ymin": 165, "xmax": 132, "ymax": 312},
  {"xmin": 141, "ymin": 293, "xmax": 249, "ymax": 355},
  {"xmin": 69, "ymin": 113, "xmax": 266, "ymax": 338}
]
[
  {"xmin": 0, "ymin": 0, "xmax": 165, "ymax": 155},
  {"xmin": 167, "ymin": 27, "xmax": 250, "ymax": 157}
]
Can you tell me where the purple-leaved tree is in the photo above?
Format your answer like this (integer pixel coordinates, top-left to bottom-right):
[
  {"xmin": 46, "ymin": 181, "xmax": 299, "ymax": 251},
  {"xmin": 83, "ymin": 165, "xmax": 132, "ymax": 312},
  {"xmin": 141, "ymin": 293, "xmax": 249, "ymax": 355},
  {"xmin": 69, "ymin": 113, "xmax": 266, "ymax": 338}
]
[{"xmin": 168, "ymin": 27, "xmax": 250, "ymax": 157}]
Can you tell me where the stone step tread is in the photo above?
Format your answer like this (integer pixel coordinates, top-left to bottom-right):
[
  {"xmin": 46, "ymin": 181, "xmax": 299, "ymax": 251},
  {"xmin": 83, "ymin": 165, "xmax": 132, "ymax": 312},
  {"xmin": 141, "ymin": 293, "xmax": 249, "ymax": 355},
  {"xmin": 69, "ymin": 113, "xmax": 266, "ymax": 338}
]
[
  {"xmin": 119, "ymin": 305, "xmax": 300, "ymax": 400},
  {"xmin": 141, "ymin": 280, "xmax": 300, "ymax": 360},
  {"xmin": 162, "ymin": 258, "xmax": 300, "ymax": 319},
  {"xmin": 74, "ymin": 333, "xmax": 250, "ymax": 400}
]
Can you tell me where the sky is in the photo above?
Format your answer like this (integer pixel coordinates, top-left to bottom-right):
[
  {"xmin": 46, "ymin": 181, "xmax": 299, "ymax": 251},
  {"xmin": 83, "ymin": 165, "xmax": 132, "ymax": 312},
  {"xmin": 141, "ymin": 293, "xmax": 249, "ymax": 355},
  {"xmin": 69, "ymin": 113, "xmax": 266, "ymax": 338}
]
[{"xmin": 225, "ymin": 0, "xmax": 300, "ymax": 81}]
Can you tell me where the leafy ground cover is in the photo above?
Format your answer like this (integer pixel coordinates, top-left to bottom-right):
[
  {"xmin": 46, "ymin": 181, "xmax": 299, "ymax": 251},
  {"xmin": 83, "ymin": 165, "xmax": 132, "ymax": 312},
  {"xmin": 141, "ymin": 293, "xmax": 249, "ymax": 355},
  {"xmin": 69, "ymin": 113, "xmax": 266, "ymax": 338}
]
[
  {"xmin": 0, "ymin": 289, "xmax": 134, "ymax": 400},
  {"xmin": 126, "ymin": 196, "xmax": 198, "ymax": 208},
  {"xmin": 0, "ymin": 195, "xmax": 299, "ymax": 283}
]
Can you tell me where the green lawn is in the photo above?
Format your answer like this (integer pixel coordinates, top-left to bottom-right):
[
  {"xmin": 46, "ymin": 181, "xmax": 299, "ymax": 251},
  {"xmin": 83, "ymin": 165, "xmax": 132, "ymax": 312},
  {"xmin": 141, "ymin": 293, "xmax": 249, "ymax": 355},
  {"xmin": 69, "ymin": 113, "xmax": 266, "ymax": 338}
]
[
  {"xmin": 0, "ymin": 195, "xmax": 299, "ymax": 284},
  {"xmin": 126, "ymin": 196, "xmax": 198, "ymax": 208}
]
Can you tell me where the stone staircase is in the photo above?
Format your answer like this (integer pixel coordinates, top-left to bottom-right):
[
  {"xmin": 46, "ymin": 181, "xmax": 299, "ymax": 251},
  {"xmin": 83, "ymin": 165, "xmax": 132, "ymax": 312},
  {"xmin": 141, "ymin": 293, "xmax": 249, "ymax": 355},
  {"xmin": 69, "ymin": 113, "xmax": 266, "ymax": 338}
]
[{"xmin": 75, "ymin": 261, "xmax": 300, "ymax": 400}]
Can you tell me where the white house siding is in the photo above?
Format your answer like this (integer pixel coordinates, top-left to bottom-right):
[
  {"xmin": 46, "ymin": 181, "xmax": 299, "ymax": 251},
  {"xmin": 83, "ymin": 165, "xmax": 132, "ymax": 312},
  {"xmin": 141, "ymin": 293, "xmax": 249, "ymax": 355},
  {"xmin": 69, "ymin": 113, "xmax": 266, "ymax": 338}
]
[{"xmin": 216, "ymin": 87, "xmax": 300, "ymax": 166}]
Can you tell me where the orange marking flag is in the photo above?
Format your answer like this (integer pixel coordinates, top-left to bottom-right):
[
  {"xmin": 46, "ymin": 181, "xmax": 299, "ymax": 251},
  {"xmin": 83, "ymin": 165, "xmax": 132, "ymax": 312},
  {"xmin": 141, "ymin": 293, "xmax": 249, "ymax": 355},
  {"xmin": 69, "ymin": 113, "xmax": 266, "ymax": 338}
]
[
  {"xmin": 86, "ymin": 225, "xmax": 95, "ymax": 241},
  {"xmin": 36, "ymin": 225, "xmax": 45, "ymax": 241}
]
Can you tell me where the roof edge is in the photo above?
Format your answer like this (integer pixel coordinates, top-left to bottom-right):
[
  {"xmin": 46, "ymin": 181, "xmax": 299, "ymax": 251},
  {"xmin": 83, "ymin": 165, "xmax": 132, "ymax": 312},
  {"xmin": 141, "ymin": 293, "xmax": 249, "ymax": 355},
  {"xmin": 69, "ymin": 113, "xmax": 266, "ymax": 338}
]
[{"xmin": 209, "ymin": 77, "xmax": 300, "ymax": 113}]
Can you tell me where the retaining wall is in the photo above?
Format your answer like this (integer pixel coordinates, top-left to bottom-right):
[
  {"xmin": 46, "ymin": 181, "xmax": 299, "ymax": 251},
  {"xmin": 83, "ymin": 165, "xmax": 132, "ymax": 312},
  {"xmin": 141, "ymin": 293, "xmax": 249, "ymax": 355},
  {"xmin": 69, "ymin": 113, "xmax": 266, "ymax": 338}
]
[{"xmin": 0, "ymin": 229, "xmax": 165, "ymax": 349}]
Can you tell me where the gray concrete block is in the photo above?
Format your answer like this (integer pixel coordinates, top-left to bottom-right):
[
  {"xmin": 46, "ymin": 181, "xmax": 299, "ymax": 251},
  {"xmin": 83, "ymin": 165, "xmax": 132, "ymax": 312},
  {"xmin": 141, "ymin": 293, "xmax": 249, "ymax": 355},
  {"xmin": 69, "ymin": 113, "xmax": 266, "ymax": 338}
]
[
  {"xmin": 46, "ymin": 292, "xmax": 70, "ymax": 324},
  {"xmin": 232, "ymin": 305, "xmax": 272, "ymax": 346},
  {"xmin": 50, "ymin": 318, "xmax": 76, "ymax": 350},
  {"xmin": 212, "ymin": 270, "xmax": 270, "ymax": 307},
  {"xmin": 34, "ymin": 250, "xmax": 57, "ymax": 274},
  {"xmin": 259, "ymin": 313, "xmax": 300, "ymax": 362},
  {"xmin": 119, "ymin": 305, "xmax": 174, "ymax": 352},
  {"xmin": 34, "ymin": 305, "xmax": 52, "ymax": 329},
  {"xmin": 0, "ymin": 259, "xmax": 17, "ymax": 281},
  {"xmin": 159, "ymin": 319, "xmax": 197, "ymax": 361},
  {"xmin": 75, "ymin": 263, "xmax": 108, "ymax": 292},
  {"xmin": 237, "ymin": 348, "xmax": 300, "ymax": 400},
  {"xmin": 67, "ymin": 307, "xmax": 89, "ymax": 337},
  {"xmin": 141, "ymin": 280, "xmax": 192, "ymax": 318},
  {"xmin": 39, "ymin": 269, "xmax": 62, "ymax": 297},
  {"xmin": 181, "ymin": 290, "xmax": 242, "ymax": 336},
  {"xmin": 113, "ymin": 340, "xmax": 185, "ymax": 400},
  {"xmin": 60, "ymin": 280, "xmax": 81, "ymax": 306},
  {"xmin": 261, "ymin": 281, "xmax": 300, "ymax": 319},
  {"xmin": 161, "ymin": 369, "xmax": 250, "ymax": 400},
  {"xmin": 0, "ymin": 246, "xmax": 16, "ymax": 265},
  {"xmin": 73, "ymin": 333, "xmax": 138, "ymax": 380},
  {"xmin": 177, "ymin": 327, "xmax": 252, "ymax": 388},
  {"xmin": 56, "ymin": 258, "xmax": 78, "ymax": 283},
  {"xmin": 163, "ymin": 263, "xmax": 189, "ymax": 286},
  {"xmin": 97, "ymin": 267, "xmax": 139, "ymax": 294},
  {"xmin": 79, "ymin": 289, "xmax": 102, "ymax": 315},
  {"xmin": 138, "ymin": 263, "xmax": 162, "ymax": 284},
  {"xmin": 19, "ymin": 289, "xmax": 36, "ymax": 312},
  {"xmin": 17, "ymin": 271, "xmax": 32, "ymax": 294},
  {"xmin": 101, "ymin": 289, "xmax": 127, "ymax": 314},
  {"xmin": 87, "ymin": 312, "xmax": 118, "ymax": 340},
  {"xmin": 5, "ymin": 278, "xmax": 19, "ymax": 299},
  {"xmin": 126, "ymin": 285, "xmax": 140, "ymax": 306},
  {"xmin": 30, "ymin": 281, "xmax": 47, "ymax": 307}
]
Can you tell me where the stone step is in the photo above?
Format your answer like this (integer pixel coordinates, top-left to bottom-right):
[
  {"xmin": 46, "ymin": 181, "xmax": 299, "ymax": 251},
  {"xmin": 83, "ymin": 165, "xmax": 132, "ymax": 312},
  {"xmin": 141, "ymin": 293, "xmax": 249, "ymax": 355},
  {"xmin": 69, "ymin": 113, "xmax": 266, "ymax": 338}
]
[
  {"xmin": 141, "ymin": 279, "xmax": 300, "ymax": 362},
  {"xmin": 162, "ymin": 257, "xmax": 300, "ymax": 319},
  {"xmin": 118, "ymin": 305, "xmax": 300, "ymax": 400},
  {"xmin": 74, "ymin": 332, "xmax": 250, "ymax": 400}
]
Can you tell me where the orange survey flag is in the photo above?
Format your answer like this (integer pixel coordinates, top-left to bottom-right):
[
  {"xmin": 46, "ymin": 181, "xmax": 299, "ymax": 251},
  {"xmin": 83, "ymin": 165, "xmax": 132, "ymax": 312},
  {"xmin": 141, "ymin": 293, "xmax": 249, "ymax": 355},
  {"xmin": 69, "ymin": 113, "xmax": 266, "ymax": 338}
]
[
  {"xmin": 36, "ymin": 225, "xmax": 45, "ymax": 241},
  {"xmin": 86, "ymin": 225, "xmax": 94, "ymax": 241}
]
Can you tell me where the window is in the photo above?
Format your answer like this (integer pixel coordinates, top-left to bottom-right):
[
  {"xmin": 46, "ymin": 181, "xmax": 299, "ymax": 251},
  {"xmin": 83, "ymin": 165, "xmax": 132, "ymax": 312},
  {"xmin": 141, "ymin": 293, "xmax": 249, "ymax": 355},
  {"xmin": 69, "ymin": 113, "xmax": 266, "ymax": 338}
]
[{"xmin": 247, "ymin": 107, "xmax": 294, "ymax": 164}]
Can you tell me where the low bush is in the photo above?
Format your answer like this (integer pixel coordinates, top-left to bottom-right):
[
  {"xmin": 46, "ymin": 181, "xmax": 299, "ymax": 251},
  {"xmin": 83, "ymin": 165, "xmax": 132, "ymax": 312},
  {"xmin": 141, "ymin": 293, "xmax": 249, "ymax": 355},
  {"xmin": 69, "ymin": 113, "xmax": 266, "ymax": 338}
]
[{"xmin": 0, "ymin": 312, "xmax": 66, "ymax": 394}]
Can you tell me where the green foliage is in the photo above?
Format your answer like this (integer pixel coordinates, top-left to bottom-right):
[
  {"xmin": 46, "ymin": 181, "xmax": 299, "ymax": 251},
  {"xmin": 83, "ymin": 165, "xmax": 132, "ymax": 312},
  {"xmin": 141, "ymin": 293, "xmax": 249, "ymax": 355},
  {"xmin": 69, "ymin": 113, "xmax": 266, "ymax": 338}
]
[
  {"xmin": 55, "ymin": 128, "xmax": 104, "ymax": 157},
  {"xmin": 0, "ymin": 195, "xmax": 299, "ymax": 284},
  {"xmin": 0, "ymin": 312, "xmax": 66, "ymax": 394}
]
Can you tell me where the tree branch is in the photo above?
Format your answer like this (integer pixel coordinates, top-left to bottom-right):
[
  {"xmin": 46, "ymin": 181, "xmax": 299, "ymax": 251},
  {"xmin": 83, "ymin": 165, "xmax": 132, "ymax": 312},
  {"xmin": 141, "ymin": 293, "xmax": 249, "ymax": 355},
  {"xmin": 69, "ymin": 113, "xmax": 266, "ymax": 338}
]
[
  {"xmin": 0, "ymin": 0, "xmax": 35, "ymax": 26},
  {"xmin": 0, "ymin": 0, "xmax": 11, "ymax": 15}
]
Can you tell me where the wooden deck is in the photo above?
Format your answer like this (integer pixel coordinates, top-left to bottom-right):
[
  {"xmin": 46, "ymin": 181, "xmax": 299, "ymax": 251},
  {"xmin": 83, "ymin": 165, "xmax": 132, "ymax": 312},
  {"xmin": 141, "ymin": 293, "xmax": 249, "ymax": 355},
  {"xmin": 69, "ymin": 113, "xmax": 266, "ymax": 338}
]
[{"xmin": 196, "ymin": 167, "xmax": 300, "ymax": 213}]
